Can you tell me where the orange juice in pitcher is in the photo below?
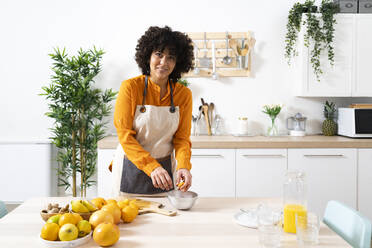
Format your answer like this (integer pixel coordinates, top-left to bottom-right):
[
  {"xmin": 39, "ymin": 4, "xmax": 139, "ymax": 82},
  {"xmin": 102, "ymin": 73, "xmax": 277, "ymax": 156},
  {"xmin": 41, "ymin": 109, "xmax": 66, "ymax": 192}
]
[
  {"xmin": 283, "ymin": 171, "xmax": 307, "ymax": 233},
  {"xmin": 283, "ymin": 204, "xmax": 307, "ymax": 233}
]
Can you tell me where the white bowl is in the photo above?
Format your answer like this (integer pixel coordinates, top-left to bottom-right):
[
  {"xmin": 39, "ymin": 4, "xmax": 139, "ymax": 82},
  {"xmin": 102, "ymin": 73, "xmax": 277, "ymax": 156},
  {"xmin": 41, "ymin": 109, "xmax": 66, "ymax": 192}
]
[
  {"xmin": 39, "ymin": 231, "xmax": 92, "ymax": 247},
  {"xmin": 167, "ymin": 190, "xmax": 198, "ymax": 210}
]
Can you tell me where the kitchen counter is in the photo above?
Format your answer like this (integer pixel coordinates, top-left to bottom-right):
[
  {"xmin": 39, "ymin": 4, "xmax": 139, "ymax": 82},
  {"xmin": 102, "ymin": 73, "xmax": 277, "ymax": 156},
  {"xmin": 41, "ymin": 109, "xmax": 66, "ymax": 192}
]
[
  {"xmin": 98, "ymin": 135, "xmax": 372, "ymax": 149},
  {"xmin": 0, "ymin": 197, "xmax": 351, "ymax": 248}
]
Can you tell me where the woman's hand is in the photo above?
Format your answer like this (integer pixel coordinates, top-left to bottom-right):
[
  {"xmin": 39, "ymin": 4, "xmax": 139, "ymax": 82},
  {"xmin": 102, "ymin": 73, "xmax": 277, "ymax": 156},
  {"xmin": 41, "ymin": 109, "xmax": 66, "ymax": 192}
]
[
  {"xmin": 150, "ymin": 166, "xmax": 173, "ymax": 191},
  {"xmin": 176, "ymin": 169, "xmax": 192, "ymax": 192}
]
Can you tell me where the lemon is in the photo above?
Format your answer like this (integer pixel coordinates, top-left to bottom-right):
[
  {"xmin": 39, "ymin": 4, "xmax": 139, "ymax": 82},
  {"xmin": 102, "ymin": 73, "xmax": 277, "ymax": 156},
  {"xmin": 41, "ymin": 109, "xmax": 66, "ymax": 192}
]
[
  {"xmin": 41, "ymin": 223, "xmax": 59, "ymax": 241},
  {"xmin": 121, "ymin": 205, "xmax": 138, "ymax": 223}
]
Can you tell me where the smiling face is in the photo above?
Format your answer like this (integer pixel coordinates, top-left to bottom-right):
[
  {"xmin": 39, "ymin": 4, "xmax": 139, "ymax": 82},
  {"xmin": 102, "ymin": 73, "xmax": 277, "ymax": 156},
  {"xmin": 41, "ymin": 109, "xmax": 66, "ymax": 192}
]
[{"xmin": 149, "ymin": 48, "xmax": 177, "ymax": 83}]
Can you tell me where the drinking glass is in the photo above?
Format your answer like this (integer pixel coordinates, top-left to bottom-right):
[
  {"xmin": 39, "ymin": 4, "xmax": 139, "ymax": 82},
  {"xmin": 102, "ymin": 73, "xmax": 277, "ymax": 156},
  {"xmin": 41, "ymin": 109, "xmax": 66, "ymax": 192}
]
[
  {"xmin": 295, "ymin": 212, "xmax": 320, "ymax": 247},
  {"xmin": 257, "ymin": 205, "xmax": 282, "ymax": 248}
]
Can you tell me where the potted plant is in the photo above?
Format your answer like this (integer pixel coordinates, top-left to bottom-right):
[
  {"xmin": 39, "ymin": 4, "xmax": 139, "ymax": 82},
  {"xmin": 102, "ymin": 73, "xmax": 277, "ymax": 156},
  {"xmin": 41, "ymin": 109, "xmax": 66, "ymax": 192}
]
[
  {"xmin": 285, "ymin": 0, "xmax": 339, "ymax": 81},
  {"xmin": 41, "ymin": 47, "xmax": 117, "ymax": 197}
]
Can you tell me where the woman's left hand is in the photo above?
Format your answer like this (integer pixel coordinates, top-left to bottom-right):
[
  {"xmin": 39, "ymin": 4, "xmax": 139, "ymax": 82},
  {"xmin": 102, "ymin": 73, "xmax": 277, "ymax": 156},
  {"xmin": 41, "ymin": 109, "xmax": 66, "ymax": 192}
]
[{"xmin": 176, "ymin": 169, "xmax": 192, "ymax": 192}]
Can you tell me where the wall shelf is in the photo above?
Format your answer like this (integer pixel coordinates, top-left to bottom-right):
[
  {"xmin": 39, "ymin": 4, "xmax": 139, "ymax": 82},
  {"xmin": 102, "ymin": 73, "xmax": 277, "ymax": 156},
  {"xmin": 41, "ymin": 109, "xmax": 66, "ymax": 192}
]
[{"xmin": 184, "ymin": 31, "xmax": 254, "ymax": 78}]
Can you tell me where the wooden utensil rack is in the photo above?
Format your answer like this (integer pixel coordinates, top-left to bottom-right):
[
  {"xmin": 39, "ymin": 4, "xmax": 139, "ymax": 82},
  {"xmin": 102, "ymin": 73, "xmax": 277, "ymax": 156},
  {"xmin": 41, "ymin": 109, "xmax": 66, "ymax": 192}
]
[{"xmin": 184, "ymin": 31, "xmax": 254, "ymax": 78}]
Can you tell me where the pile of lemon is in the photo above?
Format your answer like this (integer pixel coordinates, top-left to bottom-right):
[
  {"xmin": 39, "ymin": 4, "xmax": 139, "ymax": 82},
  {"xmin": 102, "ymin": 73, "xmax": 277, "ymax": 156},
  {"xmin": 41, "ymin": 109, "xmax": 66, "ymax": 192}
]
[
  {"xmin": 41, "ymin": 212, "xmax": 91, "ymax": 242},
  {"xmin": 41, "ymin": 197, "xmax": 140, "ymax": 247},
  {"xmin": 88, "ymin": 197, "xmax": 139, "ymax": 246}
]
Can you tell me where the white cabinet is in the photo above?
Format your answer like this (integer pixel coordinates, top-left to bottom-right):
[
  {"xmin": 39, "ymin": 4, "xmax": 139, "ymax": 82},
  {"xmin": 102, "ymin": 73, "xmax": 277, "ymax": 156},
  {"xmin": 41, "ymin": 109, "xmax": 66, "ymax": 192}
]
[
  {"xmin": 288, "ymin": 148, "xmax": 357, "ymax": 216},
  {"xmin": 236, "ymin": 149, "xmax": 287, "ymax": 197},
  {"xmin": 0, "ymin": 143, "xmax": 56, "ymax": 202},
  {"xmin": 189, "ymin": 149, "xmax": 235, "ymax": 197},
  {"xmin": 295, "ymin": 14, "xmax": 372, "ymax": 97},
  {"xmin": 357, "ymin": 149, "xmax": 372, "ymax": 220},
  {"xmin": 354, "ymin": 16, "xmax": 372, "ymax": 96},
  {"xmin": 97, "ymin": 149, "xmax": 115, "ymax": 198}
]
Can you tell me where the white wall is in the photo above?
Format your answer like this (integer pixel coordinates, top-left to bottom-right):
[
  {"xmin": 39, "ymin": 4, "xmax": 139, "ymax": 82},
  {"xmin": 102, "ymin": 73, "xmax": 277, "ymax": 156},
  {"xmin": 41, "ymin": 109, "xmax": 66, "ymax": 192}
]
[{"xmin": 1, "ymin": 0, "xmax": 371, "ymax": 141}]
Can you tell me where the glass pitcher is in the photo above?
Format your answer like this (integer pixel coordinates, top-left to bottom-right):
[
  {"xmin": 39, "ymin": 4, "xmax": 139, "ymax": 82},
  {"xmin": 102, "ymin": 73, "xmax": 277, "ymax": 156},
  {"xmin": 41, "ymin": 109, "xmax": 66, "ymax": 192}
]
[{"xmin": 283, "ymin": 170, "xmax": 307, "ymax": 233}]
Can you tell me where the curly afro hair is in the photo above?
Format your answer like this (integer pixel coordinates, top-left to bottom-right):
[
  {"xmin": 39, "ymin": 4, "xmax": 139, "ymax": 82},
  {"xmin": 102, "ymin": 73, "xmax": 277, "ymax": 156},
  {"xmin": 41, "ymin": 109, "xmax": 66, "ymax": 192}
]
[{"xmin": 135, "ymin": 26, "xmax": 194, "ymax": 83}]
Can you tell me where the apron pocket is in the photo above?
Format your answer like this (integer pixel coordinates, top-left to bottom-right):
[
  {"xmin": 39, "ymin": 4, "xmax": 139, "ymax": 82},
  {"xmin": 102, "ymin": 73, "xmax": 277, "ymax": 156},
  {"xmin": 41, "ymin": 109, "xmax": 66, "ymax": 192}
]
[{"xmin": 120, "ymin": 156, "xmax": 173, "ymax": 194}]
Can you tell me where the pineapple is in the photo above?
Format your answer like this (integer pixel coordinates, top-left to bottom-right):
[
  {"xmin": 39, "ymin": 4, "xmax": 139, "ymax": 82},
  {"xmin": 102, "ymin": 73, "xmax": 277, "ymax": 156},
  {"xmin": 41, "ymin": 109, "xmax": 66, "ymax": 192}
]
[{"xmin": 322, "ymin": 101, "xmax": 337, "ymax": 136}]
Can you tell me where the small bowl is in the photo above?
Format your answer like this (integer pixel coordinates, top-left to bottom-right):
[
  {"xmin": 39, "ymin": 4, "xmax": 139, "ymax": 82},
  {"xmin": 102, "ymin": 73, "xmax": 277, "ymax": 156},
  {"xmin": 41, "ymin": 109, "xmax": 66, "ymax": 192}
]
[{"xmin": 167, "ymin": 190, "xmax": 198, "ymax": 210}]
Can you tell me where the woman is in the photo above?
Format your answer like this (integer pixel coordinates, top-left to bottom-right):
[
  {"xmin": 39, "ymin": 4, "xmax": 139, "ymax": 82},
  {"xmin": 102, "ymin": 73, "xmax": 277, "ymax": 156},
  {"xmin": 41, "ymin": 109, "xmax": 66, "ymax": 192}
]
[{"xmin": 111, "ymin": 26, "xmax": 194, "ymax": 197}]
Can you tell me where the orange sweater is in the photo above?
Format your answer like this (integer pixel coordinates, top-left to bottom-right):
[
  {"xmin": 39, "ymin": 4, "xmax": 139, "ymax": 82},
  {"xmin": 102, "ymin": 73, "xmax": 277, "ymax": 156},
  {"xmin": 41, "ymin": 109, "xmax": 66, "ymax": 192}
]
[{"xmin": 113, "ymin": 75, "xmax": 192, "ymax": 176}]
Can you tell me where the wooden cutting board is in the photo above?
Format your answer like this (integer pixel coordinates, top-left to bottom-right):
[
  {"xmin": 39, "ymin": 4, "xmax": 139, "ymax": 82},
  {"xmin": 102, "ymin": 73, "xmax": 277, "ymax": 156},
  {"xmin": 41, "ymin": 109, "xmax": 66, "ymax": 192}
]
[{"xmin": 134, "ymin": 199, "xmax": 177, "ymax": 216}]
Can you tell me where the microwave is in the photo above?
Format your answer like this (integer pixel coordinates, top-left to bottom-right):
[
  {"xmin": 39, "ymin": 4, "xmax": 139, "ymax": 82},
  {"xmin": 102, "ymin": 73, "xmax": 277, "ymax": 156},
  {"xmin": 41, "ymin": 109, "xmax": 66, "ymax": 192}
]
[{"xmin": 338, "ymin": 108, "xmax": 372, "ymax": 138}]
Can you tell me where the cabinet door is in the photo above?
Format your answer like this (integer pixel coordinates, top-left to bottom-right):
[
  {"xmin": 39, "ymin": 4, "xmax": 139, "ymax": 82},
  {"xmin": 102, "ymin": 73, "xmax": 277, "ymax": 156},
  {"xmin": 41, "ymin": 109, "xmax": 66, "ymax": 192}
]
[
  {"xmin": 288, "ymin": 148, "xmax": 357, "ymax": 217},
  {"xmin": 189, "ymin": 149, "xmax": 235, "ymax": 197},
  {"xmin": 236, "ymin": 149, "xmax": 287, "ymax": 197},
  {"xmin": 0, "ymin": 143, "xmax": 53, "ymax": 202},
  {"xmin": 358, "ymin": 149, "xmax": 372, "ymax": 220},
  {"xmin": 353, "ymin": 15, "xmax": 372, "ymax": 96},
  {"xmin": 97, "ymin": 149, "xmax": 115, "ymax": 198},
  {"xmin": 296, "ymin": 14, "xmax": 354, "ymax": 96}
]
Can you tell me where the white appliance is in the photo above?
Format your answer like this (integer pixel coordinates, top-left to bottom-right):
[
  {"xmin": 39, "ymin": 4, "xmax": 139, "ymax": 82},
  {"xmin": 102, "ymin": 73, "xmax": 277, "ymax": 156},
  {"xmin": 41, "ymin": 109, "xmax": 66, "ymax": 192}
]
[{"xmin": 338, "ymin": 108, "xmax": 372, "ymax": 138}]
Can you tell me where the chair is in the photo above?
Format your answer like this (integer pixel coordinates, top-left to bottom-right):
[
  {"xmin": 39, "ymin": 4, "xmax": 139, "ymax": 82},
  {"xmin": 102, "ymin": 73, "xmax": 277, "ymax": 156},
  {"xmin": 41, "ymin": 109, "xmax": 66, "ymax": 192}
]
[
  {"xmin": 0, "ymin": 200, "xmax": 8, "ymax": 219},
  {"xmin": 323, "ymin": 200, "xmax": 372, "ymax": 248}
]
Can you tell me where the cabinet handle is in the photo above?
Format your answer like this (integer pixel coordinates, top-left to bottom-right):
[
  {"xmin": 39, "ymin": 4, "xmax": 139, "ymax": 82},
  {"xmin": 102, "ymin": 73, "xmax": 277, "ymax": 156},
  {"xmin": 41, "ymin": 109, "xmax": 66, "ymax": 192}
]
[
  {"xmin": 191, "ymin": 155, "xmax": 223, "ymax": 158},
  {"xmin": 303, "ymin": 154, "xmax": 344, "ymax": 158},
  {"xmin": 242, "ymin": 154, "xmax": 285, "ymax": 158}
]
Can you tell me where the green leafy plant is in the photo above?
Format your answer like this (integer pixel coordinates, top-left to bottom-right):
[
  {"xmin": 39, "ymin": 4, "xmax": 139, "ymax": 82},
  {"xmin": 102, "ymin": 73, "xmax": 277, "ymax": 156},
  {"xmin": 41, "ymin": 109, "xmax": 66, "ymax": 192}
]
[
  {"xmin": 40, "ymin": 47, "xmax": 117, "ymax": 197},
  {"xmin": 285, "ymin": 0, "xmax": 339, "ymax": 81},
  {"xmin": 262, "ymin": 104, "xmax": 283, "ymax": 136}
]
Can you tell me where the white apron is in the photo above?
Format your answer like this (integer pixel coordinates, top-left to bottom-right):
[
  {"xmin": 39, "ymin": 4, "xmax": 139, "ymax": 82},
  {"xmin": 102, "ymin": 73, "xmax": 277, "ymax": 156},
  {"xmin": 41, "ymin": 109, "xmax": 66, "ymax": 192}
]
[{"xmin": 111, "ymin": 76, "xmax": 179, "ymax": 197}]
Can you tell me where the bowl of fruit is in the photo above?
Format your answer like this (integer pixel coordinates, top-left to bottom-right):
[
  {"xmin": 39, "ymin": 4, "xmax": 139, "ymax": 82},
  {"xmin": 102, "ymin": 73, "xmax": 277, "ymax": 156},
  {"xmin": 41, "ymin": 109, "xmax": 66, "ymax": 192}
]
[
  {"xmin": 70, "ymin": 199, "xmax": 98, "ymax": 220},
  {"xmin": 39, "ymin": 212, "xmax": 93, "ymax": 247}
]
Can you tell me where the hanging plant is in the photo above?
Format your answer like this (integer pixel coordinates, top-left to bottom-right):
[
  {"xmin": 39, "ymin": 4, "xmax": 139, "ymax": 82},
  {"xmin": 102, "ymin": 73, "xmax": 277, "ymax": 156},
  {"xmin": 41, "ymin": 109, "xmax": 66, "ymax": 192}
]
[
  {"xmin": 284, "ymin": 0, "xmax": 339, "ymax": 81},
  {"xmin": 41, "ymin": 47, "xmax": 117, "ymax": 197}
]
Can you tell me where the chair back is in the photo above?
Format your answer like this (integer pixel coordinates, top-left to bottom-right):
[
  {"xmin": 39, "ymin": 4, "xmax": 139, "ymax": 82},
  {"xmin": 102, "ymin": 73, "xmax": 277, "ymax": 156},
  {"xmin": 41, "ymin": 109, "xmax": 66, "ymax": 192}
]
[
  {"xmin": 0, "ymin": 200, "xmax": 8, "ymax": 219},
  {"xmin": 323, "ymin": 200, "xmax": 372, "ymax": 248}
]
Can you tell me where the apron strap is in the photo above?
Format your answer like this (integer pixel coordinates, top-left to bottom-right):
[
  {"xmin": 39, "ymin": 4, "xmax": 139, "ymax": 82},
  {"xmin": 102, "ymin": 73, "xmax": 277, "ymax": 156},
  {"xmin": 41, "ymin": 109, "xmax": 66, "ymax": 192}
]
[{"xmin": 140, "ymin": 75, "xmax": 176, "ymax": 113}]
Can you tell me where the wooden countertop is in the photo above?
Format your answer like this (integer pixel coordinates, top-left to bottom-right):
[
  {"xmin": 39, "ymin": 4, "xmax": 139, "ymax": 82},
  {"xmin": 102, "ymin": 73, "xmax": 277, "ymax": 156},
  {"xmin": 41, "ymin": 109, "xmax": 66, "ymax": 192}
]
[
  {"xmin": 0, "ymin": 197, "xmax": 351, "ymax": 248},
  {"xmin": 98, "ymin": 135, "xmax": 372, "ymax": 149}
]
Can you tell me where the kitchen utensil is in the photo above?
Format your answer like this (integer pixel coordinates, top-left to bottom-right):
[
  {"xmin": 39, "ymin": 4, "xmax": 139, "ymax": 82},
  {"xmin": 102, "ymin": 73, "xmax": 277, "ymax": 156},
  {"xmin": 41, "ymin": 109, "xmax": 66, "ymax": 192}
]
[
  {"xmin": 247, "ymin": 37, "xmax": 256, "ymax": 55},
  {"xmin": 203, "ymin": 104, "xmax": 212, "ymax": 135},
  {"xmin": 167, "ymin": 190, "xmax": 198, "ymax": 210},
  {"xmin": 209, "ymin": 102, "xmax": 215, "ymax": 127},
  {"xmin": 193, "ymin": 42, "xmax": 200, "ymax": 74},
  {"xmin": 199, "ymin": 32, "xmax": 211, "ymax": 67},
  {"xmin": 136, "ymin": 199, "xmax": 177, "ymax": 216},
  {"xmin": 229, "ymin": 39, "xmax": 239, "ymax": 56},
  {"xmin": 222, "ymin": 32, "xmax": 232, "ymax": 65},
  {"xmin": 211, "ymin": 41, "xmax": 218, "ymax": 80},
  {"xmin": 286, "ymin": 113, "xmax": 307, "ymax": 136}
]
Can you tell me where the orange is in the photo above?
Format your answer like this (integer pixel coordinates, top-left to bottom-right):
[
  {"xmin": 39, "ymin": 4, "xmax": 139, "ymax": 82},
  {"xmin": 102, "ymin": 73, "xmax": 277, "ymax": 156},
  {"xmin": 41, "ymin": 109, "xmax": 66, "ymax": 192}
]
[
  {"xmin": 93, "ymin": 222, "xmax": 120, "ymax": 247},
  {"xmin": 129, "ymin": 201, "xmax": 139, "ymax": 211},
  {"xmin": 91, "ymin": 197, "xmax": 107, "ymax": 209},
  {"xmin": 121, "ymin": 205, "xmax": 138, "ymax": 223},
  {"xmin": 117, "ymin": 199, "xmax": 129, "ymax": 209},
  {"xmin": 59, "ymin": 213, "xmax": 78, "ymax": 226},
  {"xmin": 72, "ymin": 212, "xmax": 83, "ymax": 223},
  {"xmin": 101, "ymin": 203, "xmax": 121, "ymax": 224},
  {"xmin": 89, "ymin": 210, "xmax": 114, "ymax": 229},
  {"xmin": 106, "ymin": 199, "xmax": 118, "ymax": 206},
  {"xmin": 40, "ymin": 222, "xmax": 59, "ymax": 241}
]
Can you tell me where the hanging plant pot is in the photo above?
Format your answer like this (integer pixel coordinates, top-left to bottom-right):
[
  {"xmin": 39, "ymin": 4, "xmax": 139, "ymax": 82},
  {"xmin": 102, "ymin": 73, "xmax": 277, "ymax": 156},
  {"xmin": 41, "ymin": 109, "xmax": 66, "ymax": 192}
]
[{"xmin": 284, "ymin": 0, "xmax": 339, "ymax": 81}]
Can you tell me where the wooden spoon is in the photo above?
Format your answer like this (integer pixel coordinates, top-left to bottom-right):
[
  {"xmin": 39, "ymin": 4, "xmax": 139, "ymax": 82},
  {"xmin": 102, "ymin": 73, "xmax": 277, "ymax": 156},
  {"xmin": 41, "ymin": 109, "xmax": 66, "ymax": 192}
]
[{"xmin": 229, "ymin": 39, "xmax": 240, "ymax": 56}]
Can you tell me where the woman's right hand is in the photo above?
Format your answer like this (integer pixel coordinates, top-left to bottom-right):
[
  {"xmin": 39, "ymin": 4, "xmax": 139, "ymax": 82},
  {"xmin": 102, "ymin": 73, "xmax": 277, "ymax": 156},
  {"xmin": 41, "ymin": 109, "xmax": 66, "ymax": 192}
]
[{"xmin": 150, "ymin": 166, "xmax": 173, "ymax": 191}]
